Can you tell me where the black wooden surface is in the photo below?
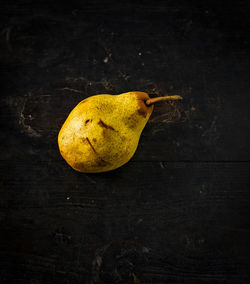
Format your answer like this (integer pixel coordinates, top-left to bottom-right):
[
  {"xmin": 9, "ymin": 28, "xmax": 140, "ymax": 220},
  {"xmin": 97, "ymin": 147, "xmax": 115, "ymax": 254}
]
[{"xmin": 1, "ymin": 1, "xmax": 250, "ymax": 283}]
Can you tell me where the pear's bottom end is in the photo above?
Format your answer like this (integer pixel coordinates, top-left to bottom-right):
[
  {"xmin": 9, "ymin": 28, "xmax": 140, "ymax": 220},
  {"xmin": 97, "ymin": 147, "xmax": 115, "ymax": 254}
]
[
  {"xmin": 71, "ymin": 166, "xmax": 118, "ymax": 174},
  {"xmin": 57, "ymin": 142, "xmax": 115, "ymax": 173},
  {"xmin": 58, "ymin": 143, "xmax": 130, "ymax": 173},
  {"xmin": 69, "ymin": 161, "xmax": 126, "ymax": 173}
]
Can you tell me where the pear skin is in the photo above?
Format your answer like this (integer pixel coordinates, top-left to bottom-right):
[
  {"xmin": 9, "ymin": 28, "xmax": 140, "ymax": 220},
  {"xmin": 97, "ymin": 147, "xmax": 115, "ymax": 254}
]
[{"xmin": 58, "ymin": 91, "xmax": 182, "ymax": 173}]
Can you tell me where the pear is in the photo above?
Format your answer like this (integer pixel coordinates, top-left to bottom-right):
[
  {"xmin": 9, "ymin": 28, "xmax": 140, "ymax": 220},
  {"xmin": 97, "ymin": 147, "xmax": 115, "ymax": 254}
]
[{"xmin": 58, "ymin": 91, "xmax": 182, "ymax": 173}]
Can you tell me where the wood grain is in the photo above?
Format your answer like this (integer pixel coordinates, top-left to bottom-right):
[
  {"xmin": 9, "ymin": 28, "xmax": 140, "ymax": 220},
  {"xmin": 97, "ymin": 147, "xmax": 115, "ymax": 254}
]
[{"xmin": 1, "ymin": 1, "xmax": 250, "ymax": 283}]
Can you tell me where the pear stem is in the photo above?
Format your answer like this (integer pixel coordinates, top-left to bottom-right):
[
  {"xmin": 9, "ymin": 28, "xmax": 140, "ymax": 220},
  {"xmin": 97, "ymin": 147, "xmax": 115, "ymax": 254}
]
[{"xmin": 146, "ymin": 95, "xmax": 183, "ymax": 106}]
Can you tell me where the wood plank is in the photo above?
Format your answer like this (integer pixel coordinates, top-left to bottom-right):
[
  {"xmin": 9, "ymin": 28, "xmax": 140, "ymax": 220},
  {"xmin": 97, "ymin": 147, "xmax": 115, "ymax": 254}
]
[
  {"xmin": 1, "ymin": 1, "xmax": 250, "ymax": 283},
  {"xmin": 1, "ymin": 162, "xmax": 250, "ymax": 283},
  {"xmin": 1, "ymin": 2, "xmax": 250, "ymax": 162}
]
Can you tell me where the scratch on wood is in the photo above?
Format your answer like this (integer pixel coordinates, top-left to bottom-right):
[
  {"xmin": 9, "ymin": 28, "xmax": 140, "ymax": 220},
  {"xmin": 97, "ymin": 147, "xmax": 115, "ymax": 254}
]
[
  {"xmin": 84, "ymin": 174, "xmax": 97, "ymax": 184},
  {"xmin": 57, "ymin": 87, "xmax": 85, "ymax": 94},
  {"xmin": 19, "ymin": 94, "xmax": 41, "ymax": 137}
]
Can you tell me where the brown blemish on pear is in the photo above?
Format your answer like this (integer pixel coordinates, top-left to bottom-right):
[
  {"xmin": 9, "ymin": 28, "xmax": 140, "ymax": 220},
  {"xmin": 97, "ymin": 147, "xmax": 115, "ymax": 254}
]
[
  {"xmin": 86, "ymin": 137, "xmax": 97, "ymax": 154},
  {"xmin": 137, "ymin": 109, "xmax": 147, "ymax": 117},
  {"xmin": 86, "ymin": 137, "xmax": 110, "ymax": 166},
  {"xmin": 73, "ymin": 162, "xmax": 84, "ymax": 171},
  {"xmin": 78, "ymin": 98, "xmax": 89, "ymax": 105},
  {"xmin": 85, "ymin": 119, "xmax": 92, "ymax": 125},
  {"xmin": 98, "ymin": 119, "xmax": 116, "ymax": 131},
  {"xmin": 96, "ymin": 159, "xmax": 109, "ymax": 167},
  {"xmin": 136, "ymin": 99, "xmax": 150, "ymax": 117}
]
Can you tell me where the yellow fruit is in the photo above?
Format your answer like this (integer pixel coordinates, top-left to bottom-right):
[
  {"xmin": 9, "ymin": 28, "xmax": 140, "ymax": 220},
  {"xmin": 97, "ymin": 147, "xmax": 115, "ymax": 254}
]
[{"xmin": 58, "ymin": 91, "xmax": 182, "ymax": 173}]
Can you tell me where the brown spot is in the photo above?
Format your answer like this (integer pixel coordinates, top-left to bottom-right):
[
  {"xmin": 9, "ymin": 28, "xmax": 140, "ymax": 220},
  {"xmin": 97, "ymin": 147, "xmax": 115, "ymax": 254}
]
[
  {"xmin": 96, "ymin": 159, "xmax": 109, "ymax": 167},
  {"xmin": 101, "ymin": 129, "xmax": 106, "ymax": 137},
  {"xmin": 73, "ymin": 162, "xmax": 85, "ymax": 171},
  {"xmin": 71, "ymin": 147, "xmax": 83, "ymax": 157},
  {"xmin": 98, "ymin": 119, "xmax": 116, "ymax": 131},
  {"xmin": 125, "ymin": 115, "xmax": 139, "ymax": 130},
  {"xmin": 136, "ymin": 99, "xmax": 148, "ymax": 118},
  {"xmin": 85, "ymin": 119, "xmax": 92, "ymax": 125},
  {"xmin": 86, "ymin": 137, "xmax": 97, "ymax": 154},
  {"xmin": 93, "ymin": 138, "xmax": 97, "ymax": 142},
  {"xmin": 86, "ymin": 137, "xmax": 110, "ymax": 166},
  {"xmin": 137, "ymin": 109, "xmax": 147, "ymax": 117},
  {"xmin": 78, "ymin": 98, "xmax": 89, "ymax": 105}
]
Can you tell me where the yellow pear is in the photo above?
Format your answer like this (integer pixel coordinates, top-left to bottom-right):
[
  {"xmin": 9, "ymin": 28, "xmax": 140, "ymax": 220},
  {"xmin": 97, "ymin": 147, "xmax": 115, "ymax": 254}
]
[{"xmin": 58, "ymin": 91, "xmax": 182, "ymax": 173}]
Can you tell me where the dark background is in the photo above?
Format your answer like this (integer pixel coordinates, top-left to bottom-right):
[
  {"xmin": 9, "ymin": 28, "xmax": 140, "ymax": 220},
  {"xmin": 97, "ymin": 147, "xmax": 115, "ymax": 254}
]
[{"xmin": 1, "ymin": 0, "xmax": 250, "ymax": 283}]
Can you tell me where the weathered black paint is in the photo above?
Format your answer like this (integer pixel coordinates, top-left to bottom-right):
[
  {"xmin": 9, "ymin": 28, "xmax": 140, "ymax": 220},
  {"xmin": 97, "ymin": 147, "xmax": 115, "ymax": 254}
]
[{"xmin": 1, "ymin": 1, "xmax": 250, "ymax": 283}]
